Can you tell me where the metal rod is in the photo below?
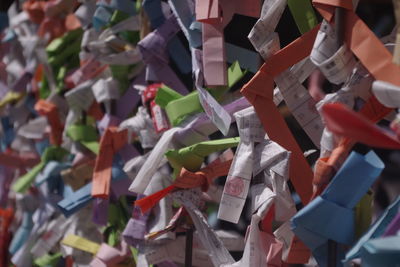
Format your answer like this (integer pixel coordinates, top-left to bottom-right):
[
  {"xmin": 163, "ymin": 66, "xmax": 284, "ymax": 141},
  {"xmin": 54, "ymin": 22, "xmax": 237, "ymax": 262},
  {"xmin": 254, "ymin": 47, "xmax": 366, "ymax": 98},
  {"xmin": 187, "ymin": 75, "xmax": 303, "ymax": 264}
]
[
  {"xmin": 15, "ymin": 0, "xmax": 20, "ymax": 12},
  {"xmin": 328, "ymin": 8, "xmax": 344, "ymax": 265},
  {"xmin": 81, "ymin": 110, "xmax": 87, "ymax": 125},
  {"xmin": 328, "ymin": 239, "xmax": 337, "ymax": 267},
  {"xmin": 335, "ymin": 7, "xmax": 345, "ymax": 49},
  {"xmin": 184, "ymin": 226, "xmax": 193, "ymax": 267},
  {"xmin": 110, "ymin": 99, "xmax": 117, "ymax": 116}
]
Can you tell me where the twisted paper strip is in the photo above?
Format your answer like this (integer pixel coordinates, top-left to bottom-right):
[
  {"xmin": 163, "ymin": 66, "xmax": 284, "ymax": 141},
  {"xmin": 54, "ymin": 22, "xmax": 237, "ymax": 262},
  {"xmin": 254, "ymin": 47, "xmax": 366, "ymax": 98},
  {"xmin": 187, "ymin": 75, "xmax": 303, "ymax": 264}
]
[
  {"xmin": 241, "ymin": 26, "xmax": 320, "ymax": 204},
  {"xmin": 135, "ymin": 150, "xmax": 233, "ymax": 213}
]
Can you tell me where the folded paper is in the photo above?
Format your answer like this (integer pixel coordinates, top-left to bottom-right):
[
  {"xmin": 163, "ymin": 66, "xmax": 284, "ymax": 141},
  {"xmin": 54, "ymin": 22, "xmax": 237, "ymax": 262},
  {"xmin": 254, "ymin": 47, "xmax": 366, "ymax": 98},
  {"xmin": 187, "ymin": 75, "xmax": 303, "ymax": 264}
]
[{"xmin": 292, "ymin": 151, "xmax": 384, "ymax": 266}]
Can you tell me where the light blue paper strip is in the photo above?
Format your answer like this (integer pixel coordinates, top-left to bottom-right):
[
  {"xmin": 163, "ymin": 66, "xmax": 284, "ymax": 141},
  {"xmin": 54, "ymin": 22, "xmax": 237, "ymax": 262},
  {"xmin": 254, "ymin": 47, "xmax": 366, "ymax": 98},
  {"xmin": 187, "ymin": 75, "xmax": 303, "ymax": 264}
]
[
  {"xmin": 107, "ymin": 0, "xmax": 138, "ymax": 15},
  {"xmin": 323, "ymin": 151, "xmax": 385, "ymax": 208},
  {"xmin": 0, "ymin": 117, "xmax": 14, "ymax": 150},
  {"xmin": 35, "ymin": 139, "xmax": 50, "ymax": 156},
  {"xmin": 57, "ymin": 165, "xmax": 127, "ymax": 217},
  {"xmin": 93, "ymin": 5, "xmax": 113, "ymax": 31},
  {"xmin": 9, "ymin": 211, "xmax": 33, "ymax": 255},
  {"xmin": 344, "ymin": 196, "xmax": 400, "ymax": 265},
  {"xmin": 2, "ymin": 28, "xmax": 16, "ymax": 43},
  {"xmin": 360, "ymin": 235, "xmax": 400, "ymax": 267},
  {"xmin": 35, "ymin": 161, "xmax": 70, "ymax": 186},
  {"xmin": 292, "ymin": 151, "xmax": 385, "ymax": 267},
  {"xmin": 58, "ymin": 182, "xmax": 92, "ymax": 217}
]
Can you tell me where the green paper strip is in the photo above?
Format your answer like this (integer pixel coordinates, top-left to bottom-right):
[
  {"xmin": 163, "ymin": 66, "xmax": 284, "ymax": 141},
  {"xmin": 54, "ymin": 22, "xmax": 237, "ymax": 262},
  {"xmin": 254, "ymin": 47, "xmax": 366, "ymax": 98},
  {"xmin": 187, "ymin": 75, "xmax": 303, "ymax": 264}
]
[
  {"xmin": 355, "ymin": 190, "xmax": 374, "ymax": 239},
  {"xmin": 34, "ymin": 252, "xmax": 62, "ymax": 267},
  {"xmin": 56, "ymin": 65, "xmax": 68, "ymax": 93},
  {"xmin": 109, "ymin": 10, "xmax": 130, "ymax": 26},
  {"xmin": 155, "ymin": 85, "xmax": 183, "ymax": 108},
  {"xmin": 66, "ymin": 124, "xmax": 99, "ymax": 154},
  {"xmin": 0, "ymin": 91, "xmax": 24, "ymax": 108},
  {"xmin": 130, "ymin": 247, "xmax": 139, "ymax": 265},
  {"xmin": 164, "ymin": 91, "xmax": 203, "ymax": 126},
  {"xmin": 12, "ymin": 146, "xmax": 68, "ymax": 193},
  {"xmin": 47, "ymin": 28, "xmax": 83, "ymax": 69},
  {"xmin": 110, "ymin": 65, "xmax": 135, "ymax": 95},
  {"xmin": 158, "ymin": 61, "xmax": 246, "ymax": 126},
  {"xmin": 103, "ymin": 199, "xmax": 130, "ymax": 246},
  {"xmin": 40, "ymin": 75, "xmax": 50, "ymax": 99},
  {"xmin": 227, "ymin": 61, "xmax": 247, "ymax": 88},
  {"xmin": 287, "ymin": 0, "xmax": 318, "ymax": 34},
  {"xmin": 46, "ymin": 28, "xmax": 83, "ymax": 55},
  {"xmin": 165, "ymin": 137, "xmax": 240, "ymax": 174}
]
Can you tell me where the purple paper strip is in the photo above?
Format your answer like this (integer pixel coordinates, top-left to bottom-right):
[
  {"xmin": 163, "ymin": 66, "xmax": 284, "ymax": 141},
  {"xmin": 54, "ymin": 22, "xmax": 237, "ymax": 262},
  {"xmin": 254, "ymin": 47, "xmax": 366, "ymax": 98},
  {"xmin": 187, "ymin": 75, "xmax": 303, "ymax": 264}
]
[
  {"xmin": 118, "ymin": 144, "xmax": 139, "ymax": 163},
  {"xmin": 138, "ymin": 15, "xmax": 189, "ymax": 95},
  {"xmin": 147, "ymin": 61, "xmax": 188, "ymax": 95},
  {"xmin": 383, "ymin": 212, "xmax": 400, "ymax": 237},
  {"xmin": 116, "ymin": 70, "xmax": 146, "ymax": 119},
  {"xmin": 0, "ymin": 80, "xmax": 9, "ymax": 100},
  {"xmin": 0, "ymin": 166, "xmax": 13, "ymax": 207},
  {"xmin": 122, "ymin": 194, "xmax": 149, "ymax": 247},
  {"xmin": 97, "ymin": 114, "xmax": 121, "ymax": 135},
  {"xmin": 12, "ymin": 71, "xmax": 33, "ymax": 93},
  {"xmin": 111, "ymin": 178, "xmax": 136, "ymax": 201},
  {"xmin": 157, "ymin": 260, "xmax": 179, "ymax": 267},
  {"xmin": 92, "ymin": 198, "xmax": 109, "ymax": 226}
]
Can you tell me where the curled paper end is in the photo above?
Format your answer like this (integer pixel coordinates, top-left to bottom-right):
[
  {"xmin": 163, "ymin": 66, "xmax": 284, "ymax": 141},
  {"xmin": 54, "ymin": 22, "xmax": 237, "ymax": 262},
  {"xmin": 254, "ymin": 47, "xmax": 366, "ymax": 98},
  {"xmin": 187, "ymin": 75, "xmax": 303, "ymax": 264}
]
[{"xmin": 372, "ymin": 80, "xmax": 400, "ymax": 109}]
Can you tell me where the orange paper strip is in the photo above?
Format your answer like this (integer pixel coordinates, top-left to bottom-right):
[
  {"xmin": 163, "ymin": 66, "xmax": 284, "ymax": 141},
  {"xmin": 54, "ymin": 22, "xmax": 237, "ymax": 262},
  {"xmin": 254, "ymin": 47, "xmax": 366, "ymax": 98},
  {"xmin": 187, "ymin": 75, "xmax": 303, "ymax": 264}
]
[
  {"xmin": 135, "ymin": 155, "xmax": 233, "ymax": 213},
  {"xmin": 310, "ymin": 0, "xmax": 398, "ymax": 196},
  {"xmin": 241, "ymin": 25, "xmax": 321, "ymax": 206},
  {"xmin": 240, "ymin": 26, "xmax": 323, "ymax": 264},
  {"xmin": 34, "ymin": 99, "xmax": 64, "ymax": 146},
  {"xmin": 91, "ymin": 127, "xmax": 128, "ymax": 199}
]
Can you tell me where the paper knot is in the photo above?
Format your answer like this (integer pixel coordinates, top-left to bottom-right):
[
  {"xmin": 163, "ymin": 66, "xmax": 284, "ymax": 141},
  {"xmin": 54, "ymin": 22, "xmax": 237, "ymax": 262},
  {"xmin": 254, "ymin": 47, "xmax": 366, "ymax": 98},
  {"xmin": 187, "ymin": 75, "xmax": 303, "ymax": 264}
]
[{"xmin": 135, "ymin": 151, "xmax": 232, "ymax": 213}]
